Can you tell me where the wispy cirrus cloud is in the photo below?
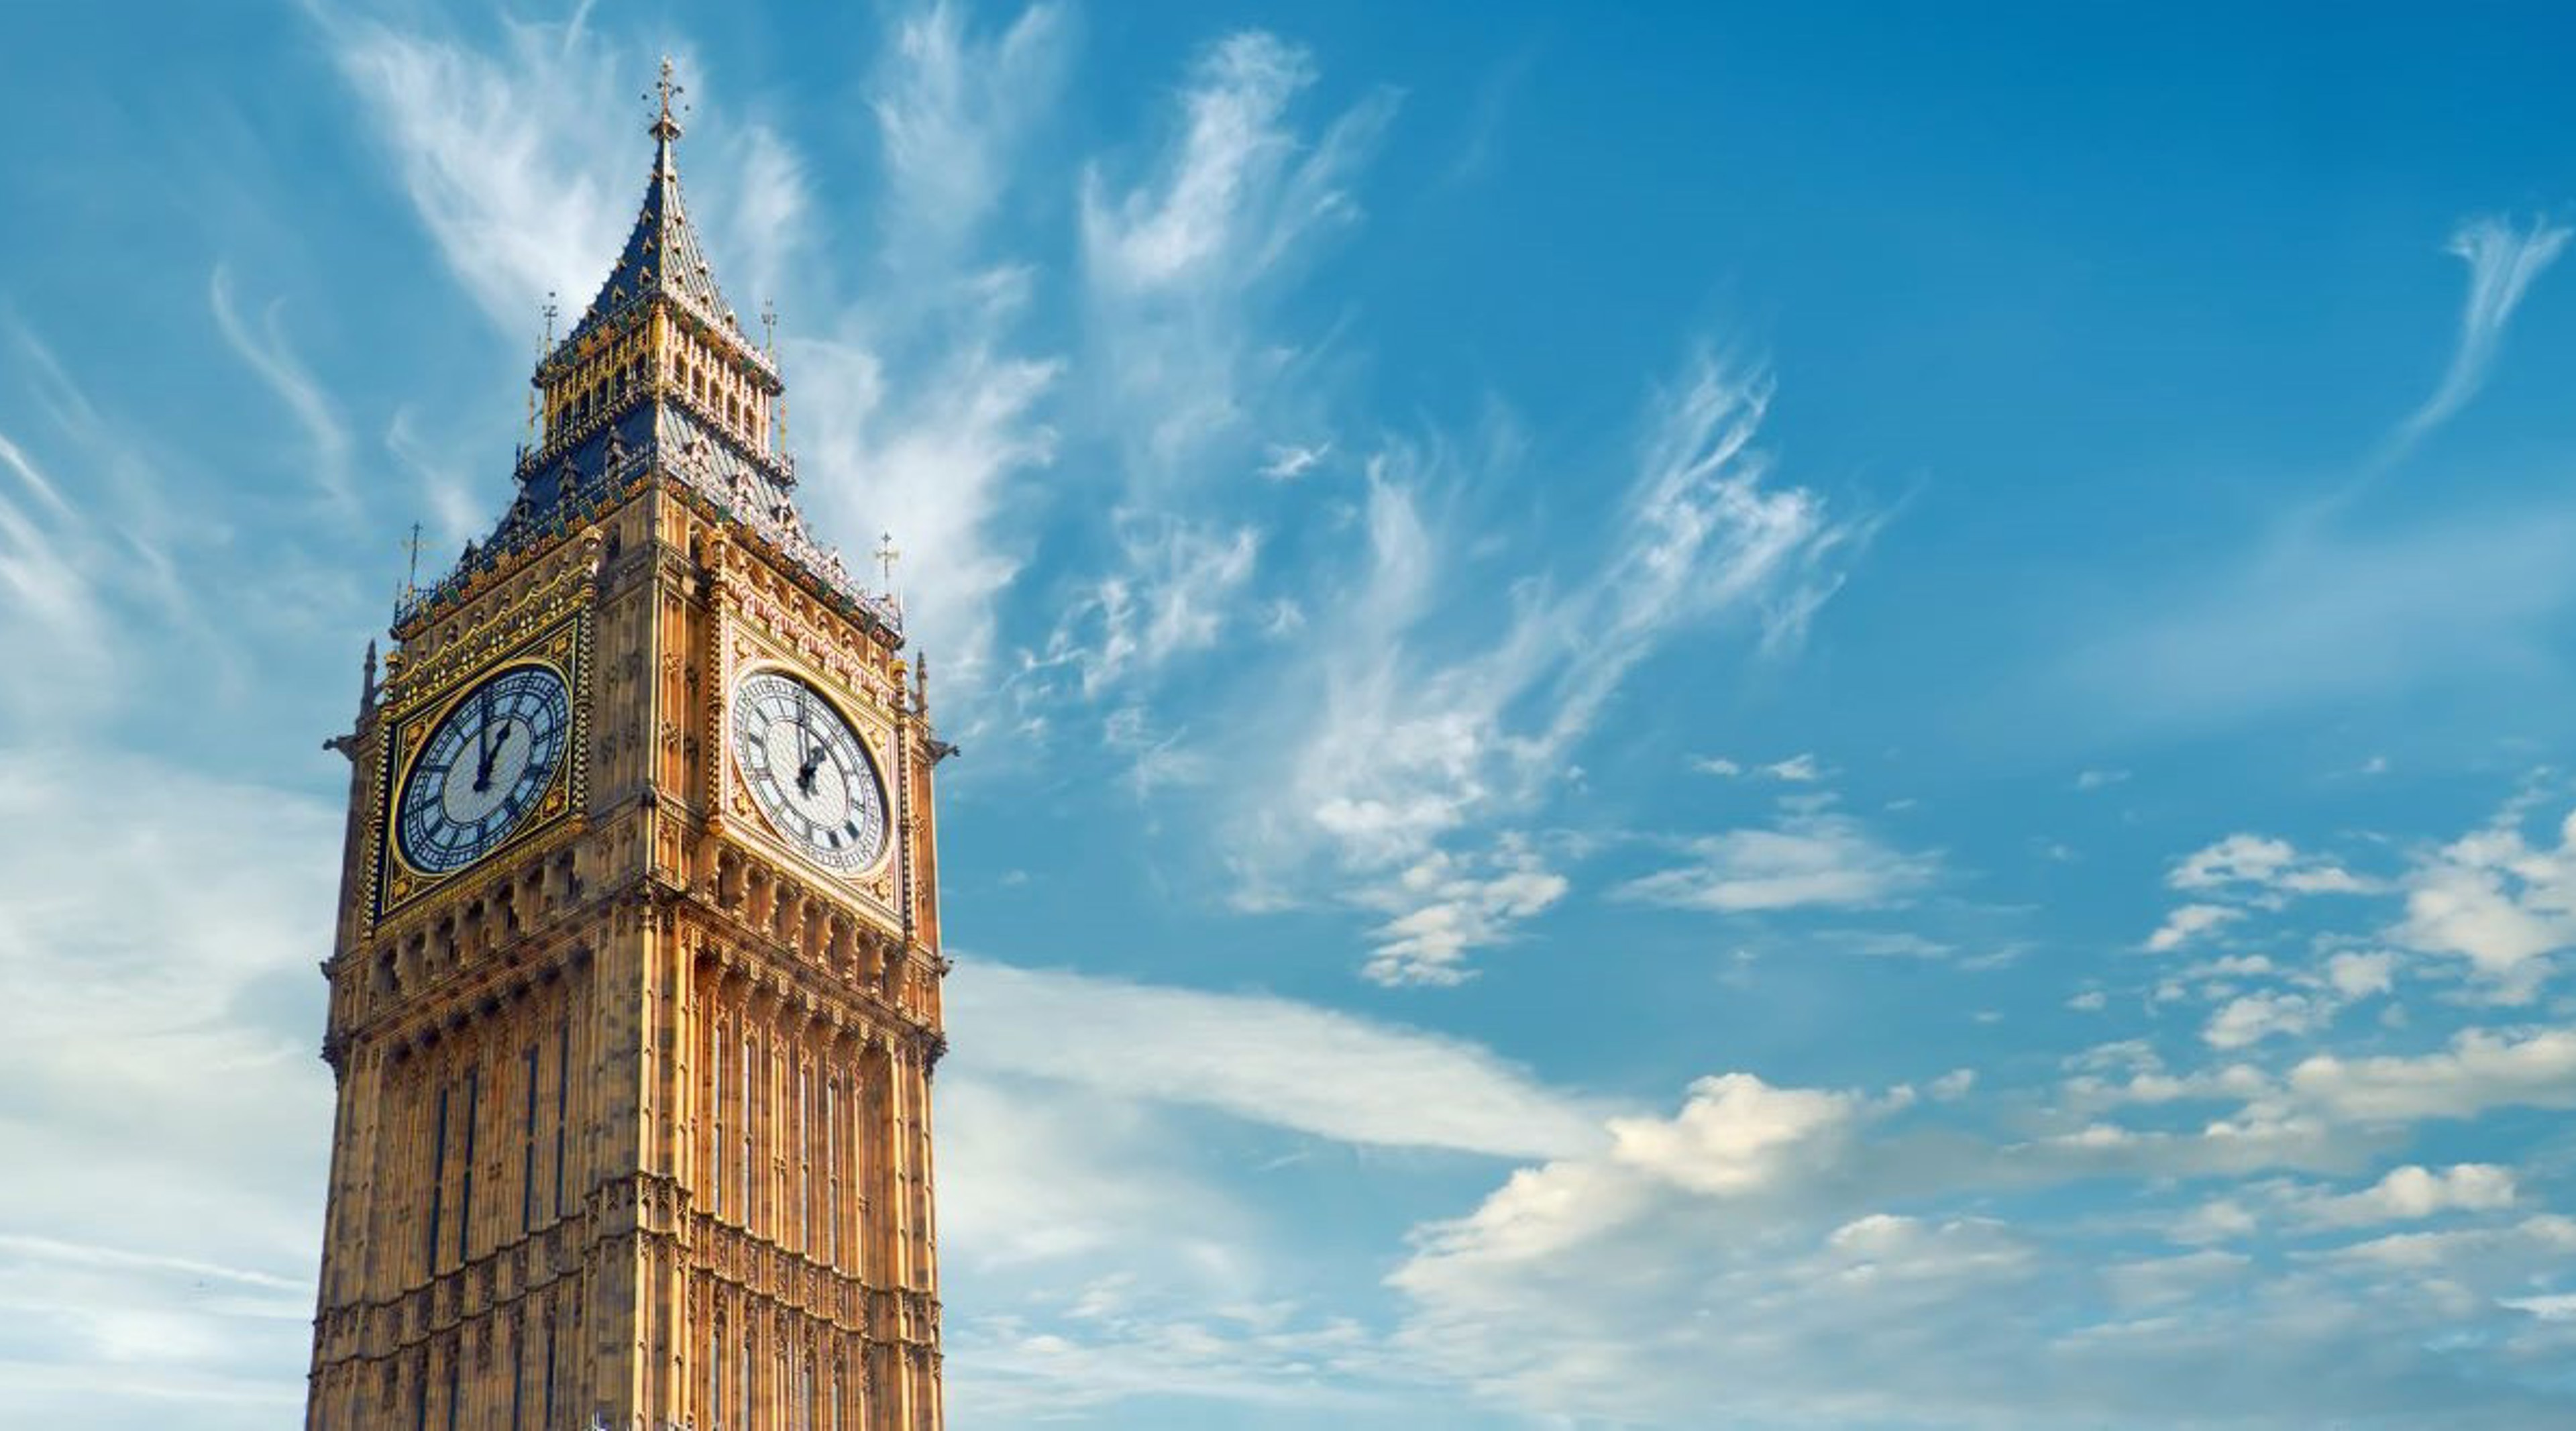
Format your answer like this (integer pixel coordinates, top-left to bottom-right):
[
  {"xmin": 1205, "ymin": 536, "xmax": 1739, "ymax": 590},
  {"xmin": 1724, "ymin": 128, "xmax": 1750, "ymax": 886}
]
[
  {"xmin": 0, "ymin": 751, "xmax": 337, "ymax": 1426},
  {"xmin": 207, "ymin": 265, "xmax": 354, "ymax": 511},
  {"xmin": 871, "ymin": 0, "xmax": 1071, "ymax": 286},
  {"xmin": 325, "ymin": 13, "xmax": 635, "ymax": 333},
  {"xmin": 949, "ymin": 957, "xmax": 1612, "ymax": 1158},
  {"xmin": 2044, "ymin": 213, "xmax": 2575, "ymax": 745},
  {"xmin": 2053, "ymin": 496, "xmax": 2576, "ymax": 739},
  {"xmin": 1228, "ymin": 356, "xmax": 1864, "ymax": 982},
  {"xmin": 1619, "ymin": 810, "xmax": 1937, "ymax": 914},
  {"xmin": 1078, "ymin": 30, "xmax": 1394, "ymax": 484},
  {"xmin": 2385, "ymin": 214, "xmax": 2570, "ymax": 463}
]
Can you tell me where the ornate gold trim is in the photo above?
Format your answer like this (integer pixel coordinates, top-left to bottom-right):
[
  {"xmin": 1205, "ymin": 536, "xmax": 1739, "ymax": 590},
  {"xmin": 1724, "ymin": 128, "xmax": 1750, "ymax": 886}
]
[{"xmin": 370, "ymin": 609, "xmax": 594, "ymax": 928}]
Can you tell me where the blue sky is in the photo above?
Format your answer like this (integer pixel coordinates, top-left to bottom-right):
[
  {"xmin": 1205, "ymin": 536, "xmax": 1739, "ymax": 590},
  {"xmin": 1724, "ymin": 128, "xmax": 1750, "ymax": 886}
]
[{"xmin": 7, "ymin": 1, "xmax": 2576, "ymax": 1426}]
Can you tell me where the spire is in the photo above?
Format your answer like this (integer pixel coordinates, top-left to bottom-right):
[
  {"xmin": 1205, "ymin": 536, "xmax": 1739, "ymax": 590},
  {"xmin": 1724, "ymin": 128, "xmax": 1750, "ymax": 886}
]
[
  {"xmin": 550, "ymin": 58, "xmax": 748, "ymax": 362},
  {"xmin": 394, "ymin": 65, "xmax": 895, "ymax": 645}
]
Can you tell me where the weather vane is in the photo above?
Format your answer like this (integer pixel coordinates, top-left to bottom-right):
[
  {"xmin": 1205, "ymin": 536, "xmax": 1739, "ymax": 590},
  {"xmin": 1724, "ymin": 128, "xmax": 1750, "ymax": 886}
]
[{"xmin": 760, "ymin": 298, "xmax": 778, "ymax": 356}]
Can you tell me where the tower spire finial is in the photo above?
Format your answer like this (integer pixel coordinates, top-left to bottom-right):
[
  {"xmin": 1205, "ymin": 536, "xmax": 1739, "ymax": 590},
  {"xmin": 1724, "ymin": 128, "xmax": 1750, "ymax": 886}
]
[{"xmin": 649, "ymin": 56, "xmax": 686, "ymax": 148}]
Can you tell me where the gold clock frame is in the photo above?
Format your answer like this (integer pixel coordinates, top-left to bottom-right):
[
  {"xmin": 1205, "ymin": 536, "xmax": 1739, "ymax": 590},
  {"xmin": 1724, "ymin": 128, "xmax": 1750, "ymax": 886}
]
[{"xmin": 368, "ymin": 608, "xmax": 594, "ymax": 925}]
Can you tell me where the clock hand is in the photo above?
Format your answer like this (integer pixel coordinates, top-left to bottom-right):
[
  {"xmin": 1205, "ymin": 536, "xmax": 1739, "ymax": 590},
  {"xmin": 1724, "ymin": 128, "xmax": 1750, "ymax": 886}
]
[
  {"xmin": 474, "ymin": 688, "xmax": 497, "ymax": 791},
  {"xmin": 795, "ymin": 702, "xmax": 823, "ymax": 794}
]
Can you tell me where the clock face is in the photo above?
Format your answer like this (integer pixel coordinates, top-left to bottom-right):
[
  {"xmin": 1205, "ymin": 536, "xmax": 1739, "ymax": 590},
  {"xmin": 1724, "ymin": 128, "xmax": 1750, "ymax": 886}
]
[
  {"xmin": 394, "ymin": 664, "xmax": 572, "ymax": 875},
  {"xmin": 731, "ymin": 670, "xmax": 888, "ymax": 871}
]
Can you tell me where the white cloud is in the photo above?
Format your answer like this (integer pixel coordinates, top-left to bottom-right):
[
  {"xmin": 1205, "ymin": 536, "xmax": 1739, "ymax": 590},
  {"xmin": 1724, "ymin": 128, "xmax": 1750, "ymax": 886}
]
[
  {"xmin": 1608, "ymin": 1074, "xmax": 1856, "ymax": 1196},
  {"xmin": 2203, "ymin": 992, "xmax": 2326, "ymax": 1049},
  {"xmin": 326, "ymin": 14, "xmax": 635, "ymax": 333},
  {"xmin": 2100, "ymin": 1249, "xmax": 2249, "ymax": 1312},
  {"xmin": 2397, "ymin": 803, "xmax": 2576, "ymax": 998},
  {"xmin": 2319, "ymin": 1212, "xmax": 2576, "ymax": 1274},
  {"xmin": 1257, "ymin": 440, "xmax": 1330, "ymax": 480},
  {"xmin": 2170, "ymin": 832, "xmax": 2375, "ymax": 902},
  {"xmin": 2325, "ymin": 950, "xmax": 2396, "ymax": 1000},
  {"xmin": 945, "ymin": 959, "xmax": 1612, "ymax": 1159},
  {"xmin": 1079, "ymin": 30, "xmax": 1393, "ymax": 481},
  {"xmin": 1762, "ymin": 752, "xmax": 1823, "ymax": 782},
  {"xmin": 1383, "ymin": 1062, "xmax": 2546, "ymax": 1426},
  {"xmin": 796, "ymin": 326, "xmax": 1062, "ymax": 686},
  {"xmin": 2076, "ymin": 767, "xmax": 2130, "ymax": 792},
  {"xmin": 0, "ymin": 427, "xmax": 111, "ymax": 722},
  {"xmin": 1928, "ymin": 1069, "xmax": 1977, "ymax": 1101},
  {"xmin": 1619, "ymin": 812, "xmax": 1936, "ymax": 914},
  {"xmin": 1051, "ymin": 515, "xmax": 1260, "ymax": 696},
  {"xmin": 2145, "ymin": 902, "xmax": 2241, "ymax": 953},
  {"xmin": 1231, "ymin": 359, "xmax": 1862, "ymax": 978},
  {"xmin": 0, "ymin": 751, "xmax": 339, "ymax": 1426},
  {"xmin": 2289, "ymin": 1026, "xmax": 2576, "ymax": 1123},
  {"xmin": 871, "ymin": 1, "xmax": 1069, "ymax": 280},
  {"xmin": 2298, "ymin": 1164, "xmax": 2518, "ymax": 1227},
  {"xmin": 2387, "ymin": 214, "xmax": 2571, "ymax": 460},
  {"xmin": 1691, "ymin": 752, "xmax": 1837, "ymax": 784},
  {"xmin": 1361, "ymin": 841, "xmax": 1570, "ymax": 988}
]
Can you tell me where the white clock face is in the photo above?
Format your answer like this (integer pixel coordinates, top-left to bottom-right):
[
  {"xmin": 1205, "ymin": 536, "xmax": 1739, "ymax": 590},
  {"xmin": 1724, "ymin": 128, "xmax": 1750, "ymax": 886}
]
[
  {"xmin": 396, "ymin": 664, "xmax": 572, "ymax": 874},
  {"xmin": 731, "ymin": 670, "xmax": 888, "ymax": 871}
]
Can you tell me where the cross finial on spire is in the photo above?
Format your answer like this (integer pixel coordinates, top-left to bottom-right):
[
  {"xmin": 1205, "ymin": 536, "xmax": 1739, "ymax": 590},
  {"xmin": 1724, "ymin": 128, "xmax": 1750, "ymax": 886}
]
[
  {"xmin": 873, "ymin": 531, "xmax": 901, "ymax": 591},
  {"xmin": 397, "ymin": 521, "xmax": 427, "ymax": 608},
  {"xmin": 649, "ymin": 56, "xmax": 686, "ymax": 144}
]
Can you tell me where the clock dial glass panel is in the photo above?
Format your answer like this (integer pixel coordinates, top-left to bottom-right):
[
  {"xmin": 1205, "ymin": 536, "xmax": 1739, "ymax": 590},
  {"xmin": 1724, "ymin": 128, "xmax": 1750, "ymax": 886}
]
[
  {"xmin": 395, "ymin": 664, "xmax": 572, "ymax": 875},
  {"xmin": 731, "ymin": 670, "xmax": 888, "ymax": 871}
]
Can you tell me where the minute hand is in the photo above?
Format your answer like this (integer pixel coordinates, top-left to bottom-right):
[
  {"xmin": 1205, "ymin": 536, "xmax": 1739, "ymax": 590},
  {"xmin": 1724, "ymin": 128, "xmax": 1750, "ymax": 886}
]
[{"xmin": 474, "ymin": 691, "xmax": 497, "ymax": 789}]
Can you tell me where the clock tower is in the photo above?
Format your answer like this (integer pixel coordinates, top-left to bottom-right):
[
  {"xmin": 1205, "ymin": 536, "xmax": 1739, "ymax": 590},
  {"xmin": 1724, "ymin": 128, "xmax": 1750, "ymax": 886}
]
[{"xmin": 305, "ymin": 70, "xmax": 949, "ymax": 1430}]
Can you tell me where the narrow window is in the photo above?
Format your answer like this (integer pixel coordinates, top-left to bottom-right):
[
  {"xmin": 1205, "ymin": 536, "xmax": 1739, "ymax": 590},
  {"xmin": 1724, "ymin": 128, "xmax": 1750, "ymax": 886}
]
[
  {"xmin": 510, "ymin": 1312, "xmax": 527, "ymax": 1431},
  {"xmin": 553, "ymin": 1021, "xmax": 571, "ymax": 1214},
  {"xmin": 425, "ymin": 1083, "xmax": 449, "ymax": 1271},
  {"xmin": 540, "ymin": 1313, "xmax": 557, "ymax": 1428},
  {"xmin": 520, "ymin": 1045, "xmax": 539, "ymax": 1232},
  {"xmin": 797, "ymin": 1060, "xmax": 811, "ymax": 1250},
  {"xmin": 443, "ymin": 1353, "xmax": 460, "ymax": 1431},
  {"xmin": 824, "ymin": 1076, "xmax": 839, "ymax": 1265},
  {"xmin": 709, "ymin": 1311, "xmax": 725, "ymax": 1426},
  {"xmin": 456, "ymin": 1065, "xmax": 479, "ymax": 1263},
  {"xmin": 741, "ymin": 1033, "xmax": 757, "ymax": 1226},
  {"xmin": 712, "ymin": 1019, "xmax": 729, "ymax": 1219}
]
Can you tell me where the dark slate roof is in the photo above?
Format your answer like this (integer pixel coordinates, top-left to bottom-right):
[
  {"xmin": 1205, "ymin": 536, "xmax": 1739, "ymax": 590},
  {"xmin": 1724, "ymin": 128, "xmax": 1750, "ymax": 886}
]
[
  {"xmin": 401, "ymin": 399, "xmax": 896, "ymax": 637},
  {"xmin": 555, "ymin": 127, "xmax": 773, "ymax": 384}
]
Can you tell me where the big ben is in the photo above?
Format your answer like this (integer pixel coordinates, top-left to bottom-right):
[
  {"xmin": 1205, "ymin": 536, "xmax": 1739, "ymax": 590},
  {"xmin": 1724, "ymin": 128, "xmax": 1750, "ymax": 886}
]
[{"xmin": 305, "ymin": 66, "xmax": 949, "ymax": 1430}]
